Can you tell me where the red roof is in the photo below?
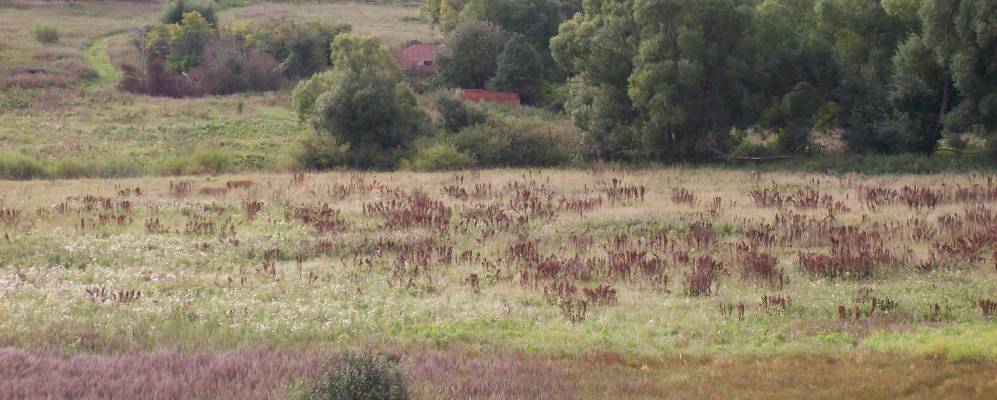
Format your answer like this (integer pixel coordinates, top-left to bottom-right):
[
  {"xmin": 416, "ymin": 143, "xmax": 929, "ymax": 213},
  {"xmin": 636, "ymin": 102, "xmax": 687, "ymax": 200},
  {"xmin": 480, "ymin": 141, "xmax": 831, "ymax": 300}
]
[
  {"xmin": 460, "ymin": 89, "xmax": 520, "ymax": 106},
  {"xmin": 393, "ymin": 43, "xmax": 442, "ymax": 75}
]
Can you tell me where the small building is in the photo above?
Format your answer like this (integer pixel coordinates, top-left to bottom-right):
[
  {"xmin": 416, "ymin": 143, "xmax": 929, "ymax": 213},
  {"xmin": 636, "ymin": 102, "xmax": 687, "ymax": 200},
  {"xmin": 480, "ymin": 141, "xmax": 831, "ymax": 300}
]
[
  {"xmin": 460, "ymin": 89, "xmax": 521, "ymax": 106},
  {"xmin": 393, "ymin": 42, "xmax": 442, "ymax": 77}
]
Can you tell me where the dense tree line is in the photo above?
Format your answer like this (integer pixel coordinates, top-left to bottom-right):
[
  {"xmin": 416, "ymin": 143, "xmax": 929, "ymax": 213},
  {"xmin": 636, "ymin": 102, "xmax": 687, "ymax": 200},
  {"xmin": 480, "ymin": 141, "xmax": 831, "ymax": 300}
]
[
  {"xmin": 289, "ymin": 0, "xmax": 993, "ymax": 170},
  {"xmin": 550, "ymin": 0, "xmax": 995, "ymax": 162}
]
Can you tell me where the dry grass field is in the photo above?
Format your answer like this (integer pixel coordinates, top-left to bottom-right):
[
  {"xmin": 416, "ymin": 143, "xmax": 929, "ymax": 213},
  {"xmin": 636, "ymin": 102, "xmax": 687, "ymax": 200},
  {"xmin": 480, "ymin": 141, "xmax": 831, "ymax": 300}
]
[{"xmin": 1, "ymin": 167, "xmax": 996, "ymax": 397}]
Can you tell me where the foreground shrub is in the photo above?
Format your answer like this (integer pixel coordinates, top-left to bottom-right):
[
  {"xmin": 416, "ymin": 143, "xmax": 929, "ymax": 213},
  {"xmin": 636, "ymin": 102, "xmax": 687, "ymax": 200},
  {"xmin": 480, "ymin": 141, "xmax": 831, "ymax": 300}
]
[
  {"xmin": 0, "ymin": 152, "xmax": 47, "ymax": 180},
  {"xmin": 33, "ymin": 25, "xmax": 59, "ymax": 44},
  {"xmin": 407, "ymin": 143, "xmax": 476, "ymax": 171},
  {"xmin": 289, "ymin": 353, "xmax": 408, "ymax": 400}
]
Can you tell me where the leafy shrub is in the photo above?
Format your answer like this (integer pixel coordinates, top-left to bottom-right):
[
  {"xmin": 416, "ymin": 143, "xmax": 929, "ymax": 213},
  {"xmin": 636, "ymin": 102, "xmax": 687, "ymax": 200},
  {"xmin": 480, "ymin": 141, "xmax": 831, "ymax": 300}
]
[
  {"xmin": 407, "ymin": 143, "xmax": 476, "ymax": 171},
  {"xmin": 33, "ymin": 25, "xmax": 59, "ymax": 44},
  {"xmin": 51, "ymin": 158, "xmax": 99, "ymax": 179},
  {"xmin": 432, "ymin": 91, "xmax": 487, "ymax": 133},
  {"xmin": 156, "ymin": 150, "xmax": 233, "ymax": 176},
  {"xmin": 0, "ymin": 152, "xmax": 47, "ymax": 180},
  {"xmin": 292, "ymin": 34, "xmax": 430, "ymax": 169},
  {"xmin": 446, "ymin": 114, "xmax": 576, "ymax": 167},
  {"xmin": 289, "ymin": 131, "xmax": 350, "ymax": 170},
  {"xmin": 192, "ymin": 38, "xmax": 284, "ymax": 94},
  {"xmin": 289, "ymin": 353, "xmax": 408, "ymax": 400},
  {"xmin": 233, "ymin": 18, "xmax": 351, "ymax": 79},
  {"xmin": 160, "ymin": 0, "xmax": 217, "ymax": 26},
  {"xmin": 434, "ymin": 19, "xmax": 507, "ymax": 89}
]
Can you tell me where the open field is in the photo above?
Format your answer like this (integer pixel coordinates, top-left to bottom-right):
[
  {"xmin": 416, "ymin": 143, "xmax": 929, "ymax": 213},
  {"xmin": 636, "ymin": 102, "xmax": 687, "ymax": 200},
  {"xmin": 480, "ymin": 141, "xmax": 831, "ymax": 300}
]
[
  {"xmin": 1, "ymin": 0, "xmax": 996, "ymax": 398},
  {"xmin": 0, "ymin": 1, "xmax": 435, "ymax": 178},
  {"xmin": 1, "ymin": 168, "xmax": 996, "ymax": 397}
]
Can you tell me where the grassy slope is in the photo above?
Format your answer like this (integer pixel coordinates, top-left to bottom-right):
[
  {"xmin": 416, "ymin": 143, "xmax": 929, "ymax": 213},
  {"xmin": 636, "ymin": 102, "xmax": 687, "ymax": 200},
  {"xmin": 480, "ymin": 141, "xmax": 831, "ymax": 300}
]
[{"xmin": 0, "ymin": 1, "xmax": 435, "ymax": 176}]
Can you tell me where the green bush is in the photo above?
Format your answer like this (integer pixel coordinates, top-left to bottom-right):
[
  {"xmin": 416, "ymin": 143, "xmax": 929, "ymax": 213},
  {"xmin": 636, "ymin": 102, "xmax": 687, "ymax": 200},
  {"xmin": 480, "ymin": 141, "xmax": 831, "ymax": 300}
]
[
  {"xmin": 288, "ymin": 353, "xmax": 408, "ymax": 400},
  {"xmin": 156, "ymin": 150, "xmax": 234, "ymax": 176},
  {"xmin": 160, "ymin": 0, "xmax": 217, "ymax": 25},
  {"xmin": 33, "ymin": 25, "xmax": 59, "ymax": 44},
  {"xmin": 407, "ymin": 143, "xmax": 476, "ymax": 171},
  {"xmin": 0, "ymin": 152, "xmax": 48, "ymax": 180},
  {"xmin": 447, "ymin": 115, "xmax": 575, "ymax": 167},
  {"xmin": 432, "ymin": 91, "xmax": 487, "ymax": 133},
  {"xmin": 292, "ymin": 34, "xmax": 430, "ymax": 169},
  {"xmin": 234, "ymin": 18, "xmax": 351, "ymax": 79},
  {"xmin": 51, "ymin": 158, "xmax": 99, "ymax": 179},
  {"xmin": 289, "ymin": 131, "xmax": 350, "ymax": 171}
]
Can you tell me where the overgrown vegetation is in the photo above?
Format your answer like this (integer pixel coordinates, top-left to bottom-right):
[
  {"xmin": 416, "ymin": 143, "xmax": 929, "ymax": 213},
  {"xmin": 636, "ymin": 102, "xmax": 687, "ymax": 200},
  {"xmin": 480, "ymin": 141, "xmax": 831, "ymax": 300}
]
[
  {"xmin": 121, "ymin": 11, "xmax": 351, "ymax": 97},
  {"xmin": 32, "ymin": 25, "xmax": 59, "ymax": 44},
  {"xmin": 289, "ymin": 353, "xmax": 408, "ymax": 400}
]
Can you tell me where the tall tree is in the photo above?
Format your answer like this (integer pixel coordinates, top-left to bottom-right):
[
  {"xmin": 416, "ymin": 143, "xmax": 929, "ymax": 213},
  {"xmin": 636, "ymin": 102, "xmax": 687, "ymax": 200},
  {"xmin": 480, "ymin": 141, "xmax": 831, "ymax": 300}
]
[
  {"xmin": 488, "ymin": 34, "xmax": 545, "ymax": 97},
  {"xmin": 460, "ymin": 0, "xmax": 563, "ymax": 51},
  {"xmin": 553, "ymin": 0, "xmax": 763, "ymax": 161},
  {"xmin": 434, "ymin": 20, "xmax": 507, "ymax": 89},
  {"xmin": 551, "ymin": 0, "xmax": 641, "ymax": 160},
  {"xmin": 890, "ymin": 0, "xmax": 996, "ymax": 153},
  {"xmin": 293, "ymin": 35, "xmax": 429, "ymax": 168},
  {"xmin": 814, "ymin": 0, "xmax": 917, "ymax": 153}
]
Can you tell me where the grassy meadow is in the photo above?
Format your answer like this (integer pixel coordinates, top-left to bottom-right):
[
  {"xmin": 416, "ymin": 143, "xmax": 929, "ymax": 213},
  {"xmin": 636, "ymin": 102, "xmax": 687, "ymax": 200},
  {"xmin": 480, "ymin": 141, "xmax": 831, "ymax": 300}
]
[
  {"xmin": 0, "ymin": 1, "xmax": 435, "ymax": 179},
  {"xmin": 1, "ymin": 0, "xmax": 996, "ymax": 398},
  {"xmin": 2, "ymin": 168, "xmax": 997, "ymax": 398}
]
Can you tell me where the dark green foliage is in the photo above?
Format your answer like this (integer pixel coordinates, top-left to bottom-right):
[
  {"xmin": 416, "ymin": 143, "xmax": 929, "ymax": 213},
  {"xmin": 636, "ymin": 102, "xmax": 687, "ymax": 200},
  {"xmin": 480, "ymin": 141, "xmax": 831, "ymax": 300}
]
[
  {"xmin": 446, "ymin": 114, "xmax": 574, "ymax": 167},
  {"xmin": 888, "ymin": 0, "xmax": 997, "ymax": 154},
  {"xmin": 460, "ymin": 0, "xmax": 562, "ymax": 51},
  {"xmin": 244, "ymin": 19, "xmax": 351, "ymax": 79},
  {"xmin": 33, "ymin": 25, "xmax": 58, "ymax": 44},
  {"xmin": 289, "ymin": 353, "xmax": 408, "ymax": 400},
  {"xmin": 487, "ymin": 34, "xmax": 545, "ymax": 98},
  {"xmin": 434, "ymin": 19, "xmax": 507, "ymax": 89},
  {"xmin": 432, "ymin": 91, "xmax": 487, "ymax": 133},
  {"xmin": 554, "ymin": 0, "xmax": 763, "ymax": 162},
  {"xmin": 550, "ymin": 0, "xmax": 995, "ymax": 161},
  {"xmin": 160, "ymin": 0, "xmax": 217, "ymax": 26},
  {"xmin": 293, "ymin": 35, "xmax": 430, "ymax": 169},
  {"xmin": 815, "ymin": 0, "xmax": 915, "ymax": 153}
]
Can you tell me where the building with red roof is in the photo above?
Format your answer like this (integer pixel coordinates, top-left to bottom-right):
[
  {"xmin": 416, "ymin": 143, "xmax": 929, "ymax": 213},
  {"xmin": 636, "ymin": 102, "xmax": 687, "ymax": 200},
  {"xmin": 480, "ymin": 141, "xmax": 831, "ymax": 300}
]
[{"xmin": 393, "ymin": 42, "xmax": 443, "ymax": 77}]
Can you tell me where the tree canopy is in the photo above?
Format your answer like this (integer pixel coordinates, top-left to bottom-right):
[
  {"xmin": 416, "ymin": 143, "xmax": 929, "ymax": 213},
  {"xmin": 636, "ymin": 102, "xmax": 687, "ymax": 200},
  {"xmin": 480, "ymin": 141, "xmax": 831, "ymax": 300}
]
[{"xmin": 293, "ymin": 35, "xmax": 429, "ymax": 168}]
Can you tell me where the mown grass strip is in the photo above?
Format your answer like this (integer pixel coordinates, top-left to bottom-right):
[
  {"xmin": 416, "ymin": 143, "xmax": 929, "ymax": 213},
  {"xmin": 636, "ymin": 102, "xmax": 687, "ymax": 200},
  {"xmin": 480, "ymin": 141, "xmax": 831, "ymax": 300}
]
[{"xmin": 80, "ymin": 33, "xmax": 125, "ymax": 88}]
